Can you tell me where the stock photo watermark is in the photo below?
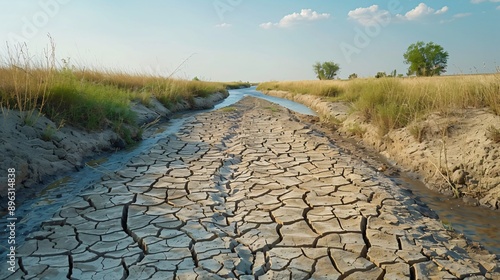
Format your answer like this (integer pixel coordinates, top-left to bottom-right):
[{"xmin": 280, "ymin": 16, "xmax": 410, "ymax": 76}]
[
  {"xmin": 5, "ymin": 168, "xmax": 17, "ymax": 273},
  {"xmin": 340, "ymin": 0, "xmax": 403, "ymax": 64},
  {"xmin": 7, "ymin": 0, "xmax": 72, "ymax": 45},
  {"xmin": 213, "ymin": 0, "xmax": 243, "ymax": 21}
]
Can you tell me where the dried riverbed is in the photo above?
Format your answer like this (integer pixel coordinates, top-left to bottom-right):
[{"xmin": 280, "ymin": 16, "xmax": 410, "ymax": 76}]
[{"xmin": 3, "ymin": 97, "xmax": 499, "ymax": 279}]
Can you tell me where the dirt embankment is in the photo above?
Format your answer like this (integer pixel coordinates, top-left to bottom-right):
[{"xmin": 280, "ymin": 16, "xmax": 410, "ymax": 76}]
[
  {"xmin": 0, "ymin": 92, "xmax": 228, "ymax": 199},
  {"xmin": 263, "ymin": 90, "xmax": 500, "ymax": 210}
]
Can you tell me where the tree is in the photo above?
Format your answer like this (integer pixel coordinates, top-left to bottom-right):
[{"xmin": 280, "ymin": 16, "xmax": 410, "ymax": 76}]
[
  {"xmin": 313, "ymin": 61, "xmax": 340, "ymax": 80},
  {"xmin": 375, "ymin": 72, "xmax": 387, "ymax": 78},
  {"xmin": 348, "ymin": 73, "xmax": 358, "ymax": 80},
  {"xmin": 403, "ymin": 41, "xmax": 449, "ymax": 76}
]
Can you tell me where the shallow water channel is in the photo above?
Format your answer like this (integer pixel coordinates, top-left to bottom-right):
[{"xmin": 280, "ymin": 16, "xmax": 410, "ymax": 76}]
[{"xmin": 1, "ymin": 86, "xmax": 499, "ymax": 257}]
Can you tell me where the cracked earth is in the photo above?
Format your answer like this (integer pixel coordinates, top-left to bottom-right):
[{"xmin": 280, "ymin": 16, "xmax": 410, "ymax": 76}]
[{"xmin": 4, "ymin": 97, "xmax": 499, "ymax": 279}]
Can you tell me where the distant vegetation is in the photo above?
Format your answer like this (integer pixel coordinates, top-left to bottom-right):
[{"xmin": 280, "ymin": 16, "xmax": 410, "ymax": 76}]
[
  {"xmin": 404, "ymin": 41, "xmax": 449, "ymax": 77},
  {"xmin": 314, "ymin": 41, "xmax": 448, "ymax": 79},
  {"xmin": 257, "ymin": 74, "xmax": 500, "ymax": 134},
  {"xmin": 283, "ymin": 41, "xmax": 487, "ymax": 135},
  {"xmin": 313, "ymin": 61, "xmax": 340, "ymax": 80},
  {"xmin": 0, "ymin": 43, "xmax": 248, "ymax": 136}
]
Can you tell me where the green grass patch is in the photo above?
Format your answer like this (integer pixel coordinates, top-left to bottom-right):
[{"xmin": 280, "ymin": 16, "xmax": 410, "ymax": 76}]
[
  {"xmin": 347, "ymin": 123, "xmax": 366, "ymax": 137},
  {"xmin": 264, "ymin": 106, "xmax": 280, "ymax": 112},
  {"xmin": 41, "ymin": 124, "xmax": 57, "ymax": 142},
  {"xmin": 222, "ymin": 81, "xmax": 252, "ymax": 89},
  {"xmin": 220, "ymin": 106, "xmax": 237, "ymax": 112},
  {"xmin": 258, "ymin": 80, "xmax": 345, "ymax": 97}
]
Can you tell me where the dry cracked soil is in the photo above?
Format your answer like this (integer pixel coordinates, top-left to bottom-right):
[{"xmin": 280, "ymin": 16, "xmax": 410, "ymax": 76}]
[{"xmin": 3, "ymin": 97, "xmax": 499, "ymax": 280}]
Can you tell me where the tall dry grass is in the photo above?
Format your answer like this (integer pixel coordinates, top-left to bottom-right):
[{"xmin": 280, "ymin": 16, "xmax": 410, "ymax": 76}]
[
  {"xmin": 0, "ymin": 43, "xmax": 246, "ymax": 133},
  {"xmin": 258, "ymin": 75, "xmax": 500, "ymax": 134},
  {"xmin": 0, "ymin": 41, "xmax": 56, "ymax": 124}
]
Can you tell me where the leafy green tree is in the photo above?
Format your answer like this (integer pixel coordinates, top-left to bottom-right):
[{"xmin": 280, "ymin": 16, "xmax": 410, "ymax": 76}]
[
  {"xmin": 375, "ymin": 72, "xmax": 387, "ymax": 78},
  {"xmin": 313, "ymin": 61, "xmax": 340, "ymax": 80},
  {"xmin": 348, "ymin": 73, "xmax": 358, "ymax": 80},
  {"xmin": 403, "ymin": 41, "xmax": 449, "ymax": 76}
]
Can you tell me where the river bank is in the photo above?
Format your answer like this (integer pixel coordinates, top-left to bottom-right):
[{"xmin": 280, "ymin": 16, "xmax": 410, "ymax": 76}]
[
  {"xmin": 261, "ymin": 89, "xmax": 500, "ymax": 210},
  {"xmin": 0, "ymin": 91, "xmax": 228, "ymax": 203},
  {"xmin": 3, "ymin": 96, "xmax": 499, "ymax": 279}
]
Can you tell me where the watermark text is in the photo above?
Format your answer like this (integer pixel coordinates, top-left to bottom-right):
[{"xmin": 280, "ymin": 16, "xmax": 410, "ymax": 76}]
[
  {"xmin": 6, "ymin": 168, "xmax": 17, "ymax": 273},
  {"xmin": 8, "ymin": 0, "xmax": 72, "ymax": 45}
]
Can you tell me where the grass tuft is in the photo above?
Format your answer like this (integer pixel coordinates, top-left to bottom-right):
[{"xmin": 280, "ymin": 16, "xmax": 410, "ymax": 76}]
[
  {"xmin": 347, "ymin": 123, "xmax": 366, "ymax": 137},
  {"xmin": 220, "ymin": 106, "xmax": 237, "ymax": 112},
  {"xmin": 487, "ymin": 126, "xmax": 500, "ymax": 143}
]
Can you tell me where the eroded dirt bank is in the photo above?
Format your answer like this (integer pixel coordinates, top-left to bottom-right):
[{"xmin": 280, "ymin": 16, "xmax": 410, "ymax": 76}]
[
  {"xmin": 3, "ymin": 97, "xmax": 499, "ymax": 279},
  {"xmin": 263, "ymin": 90, "xmax": 500, "ymax": 210},
  {"xmin": 0, "ymin": 92, "xmax": 228, "ymax": 200}
]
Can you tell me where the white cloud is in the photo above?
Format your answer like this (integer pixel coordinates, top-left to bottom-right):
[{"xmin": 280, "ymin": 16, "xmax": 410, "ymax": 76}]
[
  {"xmin": 215, "ymin": 23, "xmax": 232, "ymax": 28},
  {"xmin": 441, "ymin": 12, "xmax": 473, "ymax": 23},
  {"xmin": 453, "ymin": 13, "xmax": 472, "ymax": 18},
  {"xmin": 397, "ymin": 3, "xmax": 448, "ymax": 20},
  {"xmin": 347, "ymin": 5, "xmax": 391, "ymax": 26},
  {"xmin": 435, "ymin": 6, "xmax": 449, "ymax": 15},
  {"xmin": 259, "ymin": 22, "xmax": 273, "ymax": 29},
  {"xmin": 347, "ymin": 3, "xmax": 448, "ymax": 26},
  {"xmin": 259, "ymin": 9, "xmax": 330, "ymax": 29},
  {"xmin": 471, "ymin": 0, "xmax": 500, "ymax": 3}
]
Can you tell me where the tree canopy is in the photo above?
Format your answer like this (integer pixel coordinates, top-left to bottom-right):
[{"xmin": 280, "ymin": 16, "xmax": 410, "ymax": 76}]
[
  {"xmin": 403, "ymin": 41, "xmax": 449, "ymax": 76},
  {"xmin": 313, "ymin": 61, "xmax": 340, "ymax": 80}
]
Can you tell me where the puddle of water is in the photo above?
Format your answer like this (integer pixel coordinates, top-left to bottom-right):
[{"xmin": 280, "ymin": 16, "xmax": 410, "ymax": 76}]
[
  {"xmin": 394, "ymin": 176, "xmax": 500, "ymax": 255},
  {"xmin": 336, "ymin": 127, "xmax": 500, "ymax": 256}
]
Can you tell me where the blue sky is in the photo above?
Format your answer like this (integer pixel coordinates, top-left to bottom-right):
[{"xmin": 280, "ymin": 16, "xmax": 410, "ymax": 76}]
[{"xmin": 1, "ymin": 0, "xmax": 499, "ymax": 81}]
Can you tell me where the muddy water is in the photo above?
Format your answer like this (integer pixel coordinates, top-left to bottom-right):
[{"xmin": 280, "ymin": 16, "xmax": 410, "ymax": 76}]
[
  {"xmin": 1, "ymin": 86, "xmax": 499, "ymax": 257},
  {"xmin": 393, "ymin": 175, "xmax": 500, "ymax": 255}
]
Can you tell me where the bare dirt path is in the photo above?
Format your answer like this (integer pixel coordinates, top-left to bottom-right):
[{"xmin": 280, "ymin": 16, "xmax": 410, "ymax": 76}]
[{"xmin": 4, "ymin": 97, "xmax": 499, "ymax": 279}]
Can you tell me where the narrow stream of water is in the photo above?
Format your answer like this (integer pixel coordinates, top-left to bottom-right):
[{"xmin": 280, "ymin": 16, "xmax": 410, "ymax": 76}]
[{"xmin": 1, "ymin": 86, "xmax": 498, "ymax": 257}]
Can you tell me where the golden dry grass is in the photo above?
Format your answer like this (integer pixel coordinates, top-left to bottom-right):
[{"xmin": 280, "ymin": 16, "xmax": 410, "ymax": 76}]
[
  {"xmin": 0, "ymin": 45, "xmax": 246, "ymax": 131},
  {"xmin": 258, "ymin": 75, "xmax": 500, "ymax": 134}
]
